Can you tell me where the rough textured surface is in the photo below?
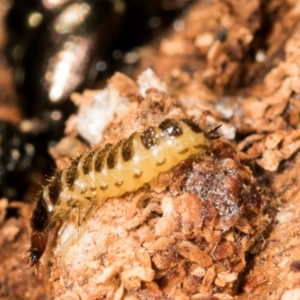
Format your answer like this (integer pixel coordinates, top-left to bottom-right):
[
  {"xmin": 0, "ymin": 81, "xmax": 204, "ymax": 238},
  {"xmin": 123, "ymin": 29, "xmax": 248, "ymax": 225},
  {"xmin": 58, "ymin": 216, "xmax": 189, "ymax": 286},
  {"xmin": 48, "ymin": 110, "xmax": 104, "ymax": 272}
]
[
  {"xmin": 0, "ymin": 199, "xmax": 50, "ymax": 300},
  {"xmin": 238, "ymin": 152, "xmax": 300, "ymax": 300},
  {"xmin": 49, "ymin": 87, "xmax": 265, "ymax": 299},
  {"xmin": 134, "ymin": 0, "xmax": 262, "ymax": 98}
]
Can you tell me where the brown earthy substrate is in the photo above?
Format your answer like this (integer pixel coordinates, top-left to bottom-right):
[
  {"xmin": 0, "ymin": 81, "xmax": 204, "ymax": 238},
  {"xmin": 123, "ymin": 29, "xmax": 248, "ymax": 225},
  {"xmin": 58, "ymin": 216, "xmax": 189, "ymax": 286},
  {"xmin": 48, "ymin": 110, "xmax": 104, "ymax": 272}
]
[
  {"xmin": 40, "ymin": 73, "xmax": 265, "ymax": 299},
  {"xmin": 0, "ymin": 199, "xmax": 50, "ymax": 300}
]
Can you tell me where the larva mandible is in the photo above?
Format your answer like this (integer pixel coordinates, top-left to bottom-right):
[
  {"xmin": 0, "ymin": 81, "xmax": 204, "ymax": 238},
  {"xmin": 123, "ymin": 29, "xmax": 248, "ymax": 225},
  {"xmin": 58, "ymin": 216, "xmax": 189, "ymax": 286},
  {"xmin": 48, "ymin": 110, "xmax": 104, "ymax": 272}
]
[{"xmin": 29, "ymin": 118, "xmax": 219, "ymax": 267}]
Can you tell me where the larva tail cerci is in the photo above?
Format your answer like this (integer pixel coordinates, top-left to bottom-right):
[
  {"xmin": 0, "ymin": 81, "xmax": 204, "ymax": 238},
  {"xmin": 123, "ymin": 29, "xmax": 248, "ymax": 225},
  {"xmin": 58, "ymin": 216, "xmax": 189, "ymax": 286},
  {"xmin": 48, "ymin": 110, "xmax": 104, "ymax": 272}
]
[{"xmin": 29, "ymin": 118, "xmax": 220, "ymax": 267}]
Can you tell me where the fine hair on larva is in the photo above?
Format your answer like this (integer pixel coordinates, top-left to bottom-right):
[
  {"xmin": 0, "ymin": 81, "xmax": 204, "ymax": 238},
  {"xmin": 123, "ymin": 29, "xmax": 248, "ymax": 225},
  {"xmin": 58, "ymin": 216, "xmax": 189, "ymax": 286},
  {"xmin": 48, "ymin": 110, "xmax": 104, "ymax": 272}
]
[{"xmin": 29, "ymin": 118, "xmax": 219, "ymax": 267}]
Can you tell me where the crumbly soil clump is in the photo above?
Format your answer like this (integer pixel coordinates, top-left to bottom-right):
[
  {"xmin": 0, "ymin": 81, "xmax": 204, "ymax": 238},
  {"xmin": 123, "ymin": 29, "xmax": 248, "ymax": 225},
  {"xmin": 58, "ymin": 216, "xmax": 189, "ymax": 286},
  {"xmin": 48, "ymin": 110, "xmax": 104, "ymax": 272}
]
[{"xmin": 50, "ymin": 88, "xmax": 265, "ymax": 299}]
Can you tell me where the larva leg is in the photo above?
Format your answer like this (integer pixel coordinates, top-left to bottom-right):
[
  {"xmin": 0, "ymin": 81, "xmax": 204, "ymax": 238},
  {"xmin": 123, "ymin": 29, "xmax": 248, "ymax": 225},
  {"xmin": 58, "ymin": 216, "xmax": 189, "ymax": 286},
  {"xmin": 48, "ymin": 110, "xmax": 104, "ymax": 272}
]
[
  {"xmin": 77, "ymin": 206, "xmax": 82, "ymax": 239},
  {"xmin": 82, "ymin": 203, "xmax": 98, "ymax": 223}
]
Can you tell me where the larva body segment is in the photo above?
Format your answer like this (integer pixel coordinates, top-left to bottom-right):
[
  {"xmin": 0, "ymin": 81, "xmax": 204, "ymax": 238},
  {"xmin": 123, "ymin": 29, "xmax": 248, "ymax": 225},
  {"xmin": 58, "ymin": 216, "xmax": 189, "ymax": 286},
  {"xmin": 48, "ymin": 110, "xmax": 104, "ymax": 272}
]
[{"xmin": 29, "ymin": 119, "xmax": 213, "ymax": 267}]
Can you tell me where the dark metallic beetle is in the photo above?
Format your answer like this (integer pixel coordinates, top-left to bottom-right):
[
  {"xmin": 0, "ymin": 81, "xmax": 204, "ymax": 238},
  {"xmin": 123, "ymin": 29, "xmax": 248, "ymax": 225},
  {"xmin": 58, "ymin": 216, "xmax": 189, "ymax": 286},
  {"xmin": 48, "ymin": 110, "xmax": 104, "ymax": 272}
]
[{"xmin": 6, "ymin": 0, "xmax": 190, "ymax": 117}]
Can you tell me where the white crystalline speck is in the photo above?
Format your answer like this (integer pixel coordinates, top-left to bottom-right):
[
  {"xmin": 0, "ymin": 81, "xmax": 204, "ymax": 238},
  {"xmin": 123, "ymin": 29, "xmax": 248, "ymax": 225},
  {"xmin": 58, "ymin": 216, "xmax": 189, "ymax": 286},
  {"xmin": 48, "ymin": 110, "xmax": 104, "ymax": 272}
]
[
  {"xmin": 76, "ymin": 87, "xmax": 129, "ymax": 145},
  {"xmin": 137, "ymin": 68, "xmax": 167, "ymax": 97}
]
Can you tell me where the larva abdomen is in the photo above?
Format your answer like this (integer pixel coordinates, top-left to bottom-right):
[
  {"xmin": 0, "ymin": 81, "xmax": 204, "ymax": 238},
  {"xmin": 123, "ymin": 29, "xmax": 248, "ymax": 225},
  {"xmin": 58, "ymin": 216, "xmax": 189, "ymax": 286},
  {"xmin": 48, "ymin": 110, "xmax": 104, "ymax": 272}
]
[
  {"xmin": 92, "ymin": 121, "xmax": 208, "ymax": 197},
  {"xmin": 29, "ymin": 118, "xmax": 214, "ymax": 267}
]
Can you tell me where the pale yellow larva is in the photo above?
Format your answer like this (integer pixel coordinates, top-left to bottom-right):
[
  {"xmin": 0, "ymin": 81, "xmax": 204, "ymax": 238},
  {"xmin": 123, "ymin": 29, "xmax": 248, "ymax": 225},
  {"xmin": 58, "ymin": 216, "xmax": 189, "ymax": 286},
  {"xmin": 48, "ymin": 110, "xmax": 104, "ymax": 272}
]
[{"xmin": 29, "ymin": 118, "xmax": 218, "ymax": 267}]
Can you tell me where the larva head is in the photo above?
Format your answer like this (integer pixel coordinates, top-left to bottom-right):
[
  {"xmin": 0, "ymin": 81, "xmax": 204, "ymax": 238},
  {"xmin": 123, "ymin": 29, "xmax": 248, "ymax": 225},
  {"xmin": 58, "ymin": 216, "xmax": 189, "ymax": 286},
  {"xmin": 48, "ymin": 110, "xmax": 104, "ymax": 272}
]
[{"xmin": 181, "ymin": 118, "xmax": 221, "ymax": 140}]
